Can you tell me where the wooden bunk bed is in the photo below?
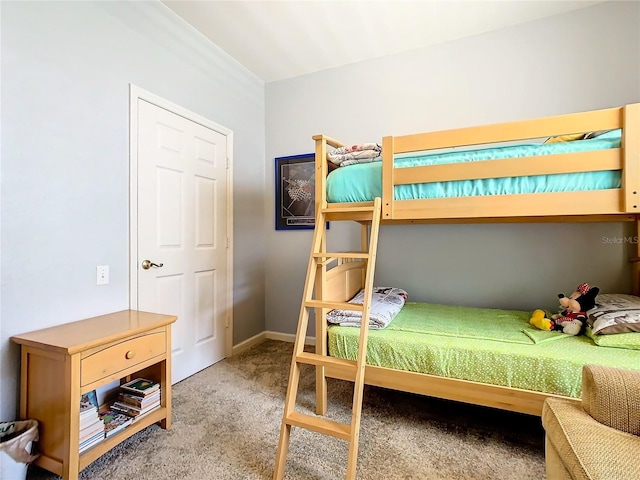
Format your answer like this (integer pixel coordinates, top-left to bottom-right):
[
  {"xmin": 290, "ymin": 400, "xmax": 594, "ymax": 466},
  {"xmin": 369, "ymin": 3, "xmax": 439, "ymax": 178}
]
[
  {"xmin": 274, "ymin": 103, "xmax": 640, "ymax": 480},
  {"xmin": 316, "ymin": 103, "xmax": 640, "ymax": 223}
]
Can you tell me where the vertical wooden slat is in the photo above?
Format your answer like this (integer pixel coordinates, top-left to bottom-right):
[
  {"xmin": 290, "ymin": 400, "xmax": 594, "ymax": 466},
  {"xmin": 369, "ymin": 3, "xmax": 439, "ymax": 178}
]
[
  {"xmin": 19, "ymin": 348, "xmax": 28, "ymax": 419},
  {"xmin": 313, "ymin": 134, "xmax": 330, "ymax": 416},
  {"xmin": 63, "ymin": 354, "xmax": 81, "ymax": 480},
  {"xmin": 315, "ymin": 135, "xmax": 328, "ymax": 212},
  {"xmin": 382, "ymin": 136, "xmax": 394, "ymax": 220},
  {"xmin": 315, "ymin": 216, "xmax": 329, "ymax": 416},
  {"xmin": 623, "ymin": 103, "xmax": 640, "ymax": 212},
  {"xmin": 346, "ymin": 197, "xmax": 381, "ymax": 480},
  {"xmin": 634, "ymin": 217, "xmax": 640, "ymax": 297},
  {"xmin": 360, "ymin": 223, "xmax": 368, "ymax": 288},
  {"xmin": 161, "ymin": 324, "xmax": 172, "ymax": 429}
]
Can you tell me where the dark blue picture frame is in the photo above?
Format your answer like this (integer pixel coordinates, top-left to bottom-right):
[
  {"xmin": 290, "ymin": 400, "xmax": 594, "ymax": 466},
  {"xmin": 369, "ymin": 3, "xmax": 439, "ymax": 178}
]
[{"xmin": 275, "ymin": 153, "xmax": 317, "ymax": 230}]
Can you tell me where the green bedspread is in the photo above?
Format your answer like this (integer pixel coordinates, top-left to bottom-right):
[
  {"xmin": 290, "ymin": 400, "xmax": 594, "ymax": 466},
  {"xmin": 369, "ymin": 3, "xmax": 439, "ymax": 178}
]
[
  {"xmin": 328, "ymin": 302, "xmax": 640, "ymax": 398},
  {"xmin": 388, "ymin": 302, "xmax": 565, "ymax": 344}
]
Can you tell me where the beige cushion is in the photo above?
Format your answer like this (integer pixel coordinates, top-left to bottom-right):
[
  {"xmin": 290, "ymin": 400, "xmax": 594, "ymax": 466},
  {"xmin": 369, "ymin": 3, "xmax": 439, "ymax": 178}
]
[
  {"xmin": 543, "ymin": 397, "xmax": 640, "ymax": 479},
  {"xmin": 545, "ymin": 436, "xmax": 572, "ymax": 480},
  {"xmin": 543, "ymin": 365, "xmax": 640, "ymax": 479},
  {"xmin": 582, "ymin": 364, "xmax": 640, "ymax": 435}
]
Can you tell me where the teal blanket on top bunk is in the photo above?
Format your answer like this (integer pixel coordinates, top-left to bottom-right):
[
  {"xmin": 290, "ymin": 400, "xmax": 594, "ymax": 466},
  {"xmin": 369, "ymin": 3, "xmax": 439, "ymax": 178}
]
[{"xmin": 326, "ymin": 130, "xmax": 622, "ymax": 203}]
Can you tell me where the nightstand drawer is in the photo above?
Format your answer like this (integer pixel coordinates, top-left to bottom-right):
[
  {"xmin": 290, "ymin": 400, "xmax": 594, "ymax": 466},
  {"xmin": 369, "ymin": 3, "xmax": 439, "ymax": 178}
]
[{"xmin": 80, "ymin": 331, "xmax": 166, "ymax": 386}]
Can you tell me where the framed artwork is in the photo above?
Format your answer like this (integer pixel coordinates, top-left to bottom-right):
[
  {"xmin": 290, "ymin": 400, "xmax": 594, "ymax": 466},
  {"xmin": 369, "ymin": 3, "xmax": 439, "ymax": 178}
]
[{"xmin": 275, "ymin": 153, "xmax": 318, "ymax": 230}]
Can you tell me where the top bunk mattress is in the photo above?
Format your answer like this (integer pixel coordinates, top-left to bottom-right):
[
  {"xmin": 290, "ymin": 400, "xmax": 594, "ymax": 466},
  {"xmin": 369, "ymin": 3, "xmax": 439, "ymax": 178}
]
[
  {"xmin": 326, "ymin": 130, "xmax": 622, "ymax": 203},
  {"xmin": 327, "ymin": 300, "xmax": 640, "ymax": 398}
]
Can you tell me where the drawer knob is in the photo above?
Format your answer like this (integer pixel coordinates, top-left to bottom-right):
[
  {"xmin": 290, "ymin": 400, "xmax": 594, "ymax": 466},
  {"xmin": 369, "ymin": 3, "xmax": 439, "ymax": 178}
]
[{"xmin": 125, "ymin": 350, "xmax": 136, "ymax": 360}]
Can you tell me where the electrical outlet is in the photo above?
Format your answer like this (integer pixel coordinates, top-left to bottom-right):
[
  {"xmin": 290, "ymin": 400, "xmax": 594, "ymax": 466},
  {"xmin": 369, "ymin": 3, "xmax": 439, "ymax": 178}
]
[{"xmin": 96, "ymin": 265, "xmax": 109, "ymax": 285}]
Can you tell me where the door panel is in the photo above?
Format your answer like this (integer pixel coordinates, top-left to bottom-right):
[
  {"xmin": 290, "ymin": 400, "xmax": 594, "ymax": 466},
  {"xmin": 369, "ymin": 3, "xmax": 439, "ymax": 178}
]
[{"xmin": 136, "ymin": 99, "xmax": 228, "ymax": 383}]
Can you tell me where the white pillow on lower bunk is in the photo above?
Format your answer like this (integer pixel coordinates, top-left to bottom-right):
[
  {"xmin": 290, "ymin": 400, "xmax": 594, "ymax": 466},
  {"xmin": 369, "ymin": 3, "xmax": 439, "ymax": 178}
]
[
  {"xmin": 587, "ymin": 293, "xmax": 640, "ymax": 335},
  {"xmin": 326, "ymin": 287, "xmax": 408, "ymax": 329}
]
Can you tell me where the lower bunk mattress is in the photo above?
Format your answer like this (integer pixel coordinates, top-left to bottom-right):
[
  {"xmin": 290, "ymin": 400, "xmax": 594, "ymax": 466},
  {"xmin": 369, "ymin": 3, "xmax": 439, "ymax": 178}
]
[{"xmin": 327, "ymin": 301, "xmax": 640, "ymax": 398}]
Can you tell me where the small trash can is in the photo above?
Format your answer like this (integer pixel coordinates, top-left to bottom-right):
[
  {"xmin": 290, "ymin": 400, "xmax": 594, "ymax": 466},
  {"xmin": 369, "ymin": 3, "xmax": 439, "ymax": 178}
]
[{"xmin": 0, "ymin": 420, "xmax": 39, "ymax": 480}]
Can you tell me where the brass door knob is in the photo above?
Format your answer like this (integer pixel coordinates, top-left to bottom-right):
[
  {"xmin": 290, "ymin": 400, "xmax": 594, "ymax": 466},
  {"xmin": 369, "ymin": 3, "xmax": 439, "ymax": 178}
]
[{"xmin": 142, "ymin": 260, "xmax": 164, "ymax": 270}]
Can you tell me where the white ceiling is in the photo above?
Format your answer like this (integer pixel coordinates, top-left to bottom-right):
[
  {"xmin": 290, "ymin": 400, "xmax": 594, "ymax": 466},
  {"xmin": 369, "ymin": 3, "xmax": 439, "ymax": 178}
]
[{"xmin": 162, "ymin": 0, "xmax": 605, "ymax": 83}]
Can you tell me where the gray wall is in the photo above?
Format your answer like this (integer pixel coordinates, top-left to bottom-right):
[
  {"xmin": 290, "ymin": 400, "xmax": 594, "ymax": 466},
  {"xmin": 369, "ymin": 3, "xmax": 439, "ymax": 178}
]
[
  {"xmin": 1, "ymin": 2, "xmax": 266, "ymax": 420},
  {"xmin": 265, "ymin": 1, "xmax": 640, "ymax": 334}
]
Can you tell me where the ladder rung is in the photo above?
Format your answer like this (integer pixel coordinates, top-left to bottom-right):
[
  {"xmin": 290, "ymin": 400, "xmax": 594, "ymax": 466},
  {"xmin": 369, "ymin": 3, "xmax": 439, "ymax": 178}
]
[
  {"xmin": 304, "ymin": 300, "xmax": 363, "ymax": 311},
  {"xmin": 312, "ymin": 252, "xmax": 369, "ymax": 260},
  {"xmin": 296, "ymin": 353, "xmax": 359, "ymax": 382},
  {"xmin": 285, "ymin": 412, "xmax": 351, "ymax": 440},
  {"xmin": 296, "ymin": 352, "xmax": 358, "ymax": 371}
]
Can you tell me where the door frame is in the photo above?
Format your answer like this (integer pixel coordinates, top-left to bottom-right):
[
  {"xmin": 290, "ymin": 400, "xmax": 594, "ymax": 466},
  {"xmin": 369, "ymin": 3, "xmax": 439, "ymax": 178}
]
[{"xmin": 128, "ymin": 84, "xmax": 234, "ymax": 358}]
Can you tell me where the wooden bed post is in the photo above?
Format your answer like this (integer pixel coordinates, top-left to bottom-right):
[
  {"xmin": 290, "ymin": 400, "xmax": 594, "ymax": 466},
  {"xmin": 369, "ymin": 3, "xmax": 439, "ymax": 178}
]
[
  {"xmin": 311, "ymin": 134, "xmax": 347, "ymax": 416},
  {"xmin": 361, "ymin": 224, "xmax": 369, "ymax": 288},
  {"xmin": 382, "ymin": 136, "xmax": 394, "ymax": 220},
  {"xmin": 623, "ymin": 105, "xmax": 640, "ymax": 296},
  {"xmin": 314, "ymin": 135, "xmax": 329, "ymax": 212},
  {"xmin": 633, "ymin": 217, "xmax": 640, "ymax": 296},
  {"xmin": 314, "ymin": 134, "xmax": 329, "ymax": 415},
  {"xmin": 622, "ymin": 103, "xmax": 640, "ymax": 213},
  {"xmin": 315, "ymin": 235, "xmax": 329, "ymax": 416}
]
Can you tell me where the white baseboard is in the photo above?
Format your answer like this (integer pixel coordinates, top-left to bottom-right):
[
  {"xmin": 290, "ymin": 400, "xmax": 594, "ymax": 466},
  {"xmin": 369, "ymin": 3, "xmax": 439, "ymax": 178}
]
[
  {"xmin": 231, "ymin": 330, "xmax": 316, "ymax": 355},
  {"xmin": 265, "ymin": 331, "xmax": 316, "ymax": 346},
  {"xmin": 231, "ymin": 331, "xmax": 267, "ymax": 356},
  {"xmin": 231, "ymin": 331, "xmax": 315, "ymax": 356}
]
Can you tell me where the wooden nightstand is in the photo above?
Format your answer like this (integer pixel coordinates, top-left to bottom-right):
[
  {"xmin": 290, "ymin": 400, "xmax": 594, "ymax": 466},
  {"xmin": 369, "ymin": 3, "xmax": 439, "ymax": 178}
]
[{"xmin": 11, "ymin": 310, "xmax": 177, "ymax": 480}]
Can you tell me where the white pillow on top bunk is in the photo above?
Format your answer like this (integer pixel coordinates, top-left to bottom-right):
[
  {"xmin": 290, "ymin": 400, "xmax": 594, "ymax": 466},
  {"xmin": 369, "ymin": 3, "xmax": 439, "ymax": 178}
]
[
  {"xmin": 544, "ymin": 129, "xmax": 618, "ymax": 144},
  {"xmin": 327, "ymin": 142, "xmax": 382, "ymax": 167}
]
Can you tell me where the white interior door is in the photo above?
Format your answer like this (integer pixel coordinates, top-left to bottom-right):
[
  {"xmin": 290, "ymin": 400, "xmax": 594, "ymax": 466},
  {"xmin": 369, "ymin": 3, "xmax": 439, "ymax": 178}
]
[{"xmin": 133, "ymin": 96, "xmax": 231, "ymax": 383}]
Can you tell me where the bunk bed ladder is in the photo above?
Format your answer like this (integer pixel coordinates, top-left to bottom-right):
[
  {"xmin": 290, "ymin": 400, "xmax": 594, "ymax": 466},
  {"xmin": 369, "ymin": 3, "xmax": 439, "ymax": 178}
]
[{"xmin": 274, "ymin": 197, "xmax": 382, "ymax": 480}]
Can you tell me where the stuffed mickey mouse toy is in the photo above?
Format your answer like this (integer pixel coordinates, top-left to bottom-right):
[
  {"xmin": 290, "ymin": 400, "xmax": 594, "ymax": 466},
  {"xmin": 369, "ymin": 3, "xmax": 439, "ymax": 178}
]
[{"xmin": 530, "ymin": 282, "xmax": 600, "ymax": 336}]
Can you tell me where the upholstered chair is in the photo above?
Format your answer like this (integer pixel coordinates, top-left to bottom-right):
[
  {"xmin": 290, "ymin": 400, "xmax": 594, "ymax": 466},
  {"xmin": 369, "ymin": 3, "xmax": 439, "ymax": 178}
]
[{"xmin": 542, "ymin": 364, "xmax": 640, "ymax": 479}]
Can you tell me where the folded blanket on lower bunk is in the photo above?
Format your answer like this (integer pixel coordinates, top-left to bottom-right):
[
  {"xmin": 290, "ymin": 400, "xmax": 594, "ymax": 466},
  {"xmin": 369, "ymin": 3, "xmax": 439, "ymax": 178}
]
[{"xmin": 326, "ymin": 287, "xmax": 408, "ymax": 329}]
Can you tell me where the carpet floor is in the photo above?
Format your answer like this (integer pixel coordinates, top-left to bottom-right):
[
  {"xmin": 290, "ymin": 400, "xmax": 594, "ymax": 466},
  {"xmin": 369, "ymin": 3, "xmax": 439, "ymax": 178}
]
[{"xmin": 28, "ymin": 340, "xmax": 546, "ymax": 479}]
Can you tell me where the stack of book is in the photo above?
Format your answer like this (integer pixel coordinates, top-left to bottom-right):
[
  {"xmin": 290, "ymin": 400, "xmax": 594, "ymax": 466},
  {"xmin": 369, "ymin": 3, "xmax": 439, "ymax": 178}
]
[
  {"xmin": 110, "ymin": 378, "xmax": 161, "ymax": 420},
  {"xmin": 79, "ymin": 390, "xmax": 104, "ymax": 453},
  {"xmin": 98, "ymin": 408, "xmax": 133, "ymax": 438}
]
